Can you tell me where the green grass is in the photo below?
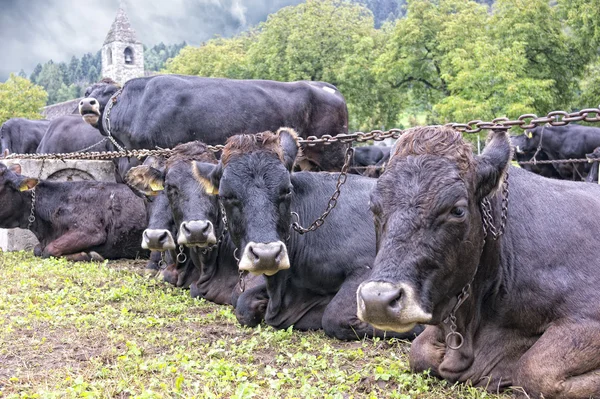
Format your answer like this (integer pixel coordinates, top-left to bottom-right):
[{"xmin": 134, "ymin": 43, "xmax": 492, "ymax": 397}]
[{"xmin": 0, "ymin": 252, "xmax": 512, "ymax": 399}]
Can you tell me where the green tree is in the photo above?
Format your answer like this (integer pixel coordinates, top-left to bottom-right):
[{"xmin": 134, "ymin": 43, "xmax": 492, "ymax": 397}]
[
  {"xmin": 165, "ymin": 36, "xmax": 254, "ymax": 78},
  {"xmin": 0, "ymin": 74, "xmax": 48, "ymax": 125},
  {"xmin": 247, "ymin": 0, "xmax": 374, "ymax": 85}
]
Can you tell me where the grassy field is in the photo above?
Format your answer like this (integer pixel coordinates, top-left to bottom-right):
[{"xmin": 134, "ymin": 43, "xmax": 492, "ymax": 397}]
[{"xmin": 0, "ymin": 252, "xmax": 513, "ymax": 399}]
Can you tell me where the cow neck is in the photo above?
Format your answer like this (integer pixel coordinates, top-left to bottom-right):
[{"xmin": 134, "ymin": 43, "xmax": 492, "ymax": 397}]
[{"xmin": 442, "ymin": 172, "xmax": 509, "ymax": 355}]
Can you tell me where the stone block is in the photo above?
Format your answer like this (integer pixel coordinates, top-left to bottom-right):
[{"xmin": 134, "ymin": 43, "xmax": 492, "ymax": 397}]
[{"xmin": 0, "ymin": 159, "xmax": 116, "ymax": 252}]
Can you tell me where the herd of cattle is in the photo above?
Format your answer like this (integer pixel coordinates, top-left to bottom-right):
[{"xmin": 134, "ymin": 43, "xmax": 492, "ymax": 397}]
[{"xmin": 1, "ymin": 75, "xmax": 599, "ymax": 398}]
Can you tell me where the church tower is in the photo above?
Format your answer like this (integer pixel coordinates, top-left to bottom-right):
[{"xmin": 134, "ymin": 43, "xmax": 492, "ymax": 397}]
[{"xmin": 101, "ymin": 5, "xmax": 144, "ymax": 85}]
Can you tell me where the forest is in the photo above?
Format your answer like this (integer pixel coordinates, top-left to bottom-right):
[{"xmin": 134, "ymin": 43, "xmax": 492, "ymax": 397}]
[{"xmin": 1, "ymin": 0, "xmax": 599, "ymax": 131}]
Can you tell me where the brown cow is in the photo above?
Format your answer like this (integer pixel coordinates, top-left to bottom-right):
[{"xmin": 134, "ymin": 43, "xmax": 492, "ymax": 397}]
[{"xmin": 357, "ymin": 126, "xmax": 600, "ymax": 398}]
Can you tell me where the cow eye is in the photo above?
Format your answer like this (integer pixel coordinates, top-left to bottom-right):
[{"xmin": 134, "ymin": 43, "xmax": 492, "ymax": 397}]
[
  {"xmin": 450, "ymin": 206, "xmax": 466, "ymax": 219},
  {"xmin": 280, "ymin": 186, "xmax": 293, "ymax": 198}
]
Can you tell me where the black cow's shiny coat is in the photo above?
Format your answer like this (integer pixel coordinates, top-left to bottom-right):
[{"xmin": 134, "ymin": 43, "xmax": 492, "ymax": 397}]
[
  {"xmin": 1, "ymin": 118, "xmax": 49, "ymax": 154},
  {"xmin": 0, "ymin": 163, "xmax": 147, "ymax": 260},
  {"xmin": 81, "ymin": 75, "xmax": 349, "ymax": 171}
]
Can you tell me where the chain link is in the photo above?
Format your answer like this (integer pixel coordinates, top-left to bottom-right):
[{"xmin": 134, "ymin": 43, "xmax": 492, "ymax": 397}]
[
  {"xmin": 447, "ymin": 106, "xmax": 600, "ymax": 134},
  {"xmin": 291, "ymin": 146, "xmax": 354, "ymax": 234},
  {"xmin": 26, "ymin": 159, "xmax": 46, "ymax": 229}
]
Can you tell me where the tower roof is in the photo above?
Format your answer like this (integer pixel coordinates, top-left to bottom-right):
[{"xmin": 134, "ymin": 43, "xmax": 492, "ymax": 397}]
[{"xmin": 103, "ymin": 6, "xmax": 141, "ymax": 45}]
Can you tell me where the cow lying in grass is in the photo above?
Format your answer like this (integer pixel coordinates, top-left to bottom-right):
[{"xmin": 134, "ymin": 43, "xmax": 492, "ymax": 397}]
[
  {"xmin": 358, "ymin": 126, "xmax": 600, "ymax": 398},
  {"xmin": 192, "ymin": 128, "xmax": 422, "ymax": 341},
  {"xmin": 127, "ymin": 142, "xmax": 262, "ymax": 305},
  {"xmin": 0, "ymin": 162, "xmax": 147, "ymax": 261}
]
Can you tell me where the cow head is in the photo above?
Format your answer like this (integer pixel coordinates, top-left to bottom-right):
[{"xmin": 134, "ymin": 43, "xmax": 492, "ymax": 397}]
[
  {"xmin": 127, "ymin": 142, "xmax": 221, "ymax": 249},
  {"xmin": 356, "ymin": 126, "xmax": 511, "ymax": 333},
  {"xmin": 514, "ymin": 127, "xmax": 543, "ymax": 154},
  {"xmin": 193, "ymin": 128, "xmax": 298, "ymax": 276},
  {"xmin": 79, "ymin": 78, "xmax": 120, "ymax": 128},
  {"xmin": 0, "ymin": 163, "xmax": 39, "ymax": 228},
  {"xmin": 126, "ymin": 158, "xmax": 176, "ymax": 252}
]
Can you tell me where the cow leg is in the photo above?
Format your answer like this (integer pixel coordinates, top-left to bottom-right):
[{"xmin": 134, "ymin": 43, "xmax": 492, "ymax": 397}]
[
  {"xmin": 42, "ymin": 230, "xmax": 105, "ymax": 259},
  {"xmin": 322, "ymin": 277, "xmax": 423, "ymax": 341},
  {"xmin": 235, "ymin": 283, "xmax": 269, "ymax": 328},
  {"xmin": 514, "ymin": 321, "xmax": 600, "ymax": 399},
  {"xmin": 409, "ymin": 325, "xmax": 446, "ymax": 376}
]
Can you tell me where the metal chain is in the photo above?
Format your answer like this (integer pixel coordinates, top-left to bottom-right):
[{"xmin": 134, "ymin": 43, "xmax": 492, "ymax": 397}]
[
  {"xmin": 26, "ymin": 159, "xmax": 46, "ymax": 229},
  {"xmin": 448, "ymin": 106, "xmax": 600, "ymax": 134},
  {"xmin": 291, "ymin": 146, "xmax": 354, "ymax": 234},
  {"xmin": 104, "ymin": 89, "xmax": 126, "ymax": 152},
  {"xmin": 176, "ymin": 245, "xmax": 187, "ymax": 264},
  {"xmin": 74, "ymin": 137, "xmax": 108, "ymax": 153},
  {"xmin": 443, "ymin": 172, "xmax": 509, "ymax": 350},
  {"xmin": 158, "ymin": 251, "xmax": 167, "ymax": 270}
]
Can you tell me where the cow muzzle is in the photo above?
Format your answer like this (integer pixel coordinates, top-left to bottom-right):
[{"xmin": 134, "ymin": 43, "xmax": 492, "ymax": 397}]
[
  {"xmin": 356, "ymin": 281, "xmax": 432, "ymax": 333},
  {"xmin": 177, "ymin": 220, "xmax": 216, "ymax": 247},
  {"xmin": 79, "ymin": 97, "xmax": 101, "ymax": 125},
  {"xmin": 142, "ymin": 229, "xmax": 176, "ymax": 251},
  {"xmin": 238, "ymin": 241, "xmax": 290, "ymax": 276}
]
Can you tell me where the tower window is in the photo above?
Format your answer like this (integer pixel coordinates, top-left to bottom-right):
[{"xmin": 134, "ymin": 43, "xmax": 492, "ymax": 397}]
[
  {"xmin": 124, "ymin": 47, "xmax": 134, "ymax": 65},
  {"xmin": 107, "ymin": 48, "xmax": 113, "ymax": 65}
]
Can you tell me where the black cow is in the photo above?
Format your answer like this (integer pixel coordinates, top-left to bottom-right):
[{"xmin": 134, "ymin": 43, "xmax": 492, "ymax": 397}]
[
  {"xmin": 0, "ymin": 162, "xmax": 147, "ymax": 261},
  {"xmin": 1, "ymin": 118, "xmax": 50, "ymax": 155},
  {"xmin": 125, "ymin": 161, "xmax": 197, "ymax": 288},
  {"xmin": 127, "ymin": 141, "xmax": 262, "ymax": 305},
  {"xmin": 513, "ymin": 124, "xmax": 600, "ymax": 180},
  {"xmin": 350, "ymin": 145, "xmax": 390, "ymax": 177},
  {"xmin": 357, "ymin": 126, "xmax": 600, "ymax": 398},
  {"xmin": 37, "ymin": 115, "xmax": 106, "ymax": 153},
  {"xmin": 509, "ymin": 135, "xmax": 562, "ymax": 179},
  {"xmin": 78, "ymin": 76, "xmax": 349, "ymax": 171},
  {"xmin": 193, "ymin": 128, "xmax": 422, "ymax": 340}
]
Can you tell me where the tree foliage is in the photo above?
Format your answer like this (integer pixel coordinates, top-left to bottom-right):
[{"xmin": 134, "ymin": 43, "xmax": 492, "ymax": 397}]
[{"xmin": 0, "ymin": 74, "xmax": 48, "ymax": 125}]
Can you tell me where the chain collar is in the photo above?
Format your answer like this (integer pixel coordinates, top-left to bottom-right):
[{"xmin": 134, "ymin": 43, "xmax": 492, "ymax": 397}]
[
  {"xmin": 103, "ymin": 88, "xmax": 126, "ymax": 152},
  {"xmin": 291, "ymin": 146, "xmax": 354, "ymax": 234},
  {"xmin": 443, "ymin": 172, "xmax": 510, "ymax": 350},
  {"xmin": 25, "ymin": 159, "xmax": 46, "ymax": 230},
  {"xmin": 529, "ymin": 124, "xmax": 546, "ymax": 164}
]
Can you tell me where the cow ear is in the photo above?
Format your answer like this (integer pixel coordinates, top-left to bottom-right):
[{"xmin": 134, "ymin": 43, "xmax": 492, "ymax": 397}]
[
  {"xmin": 9, "ymin": 163, "xmax": 21, "ymax": 175},
  {"xmin": 278, "ymin": 128, "xmax": 299, "ymax": 171},
  {"xmin": 193, "ymin": 161, "xmax": 222, "ymax": 195},
  {"xmin": 19, "ymin": 178, "xmax": 38, "ymax": 191},
  {"xmin": 125, "ymin": 165, "xmax": 165, "ymax": 196},
  {"xmin": 474, "ymin": 130, "xmax": 511, "ymax": 200}
]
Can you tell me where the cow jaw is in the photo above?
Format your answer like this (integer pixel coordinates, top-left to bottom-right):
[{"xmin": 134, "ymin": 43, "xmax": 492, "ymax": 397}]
[
  {"xmin": 238, "ymin": 241, "xmax": 290, "ymax": 276},
  {"xmin": 356, "ymin": 281, "xmax": 432, "ymax": 333}
]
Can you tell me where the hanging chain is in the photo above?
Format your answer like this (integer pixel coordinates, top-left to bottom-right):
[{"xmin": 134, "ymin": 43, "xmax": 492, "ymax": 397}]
[
  {"xmin": 103, "ymin": 89, "xmax": 126, "ymax": 152},
  {"xmin": 158, "ymin": 251, "xmax": 167, "ymax": 270},
  {"xmin": 176, "ymin": 245, "xmax": 187, "ymax": 264},
  {"xmin": 444, "ymin": 172, "xmax": 509, "ymax": 350},
  {"xmin": 291, "ymin": 146, "xmax": 354, "ymax": 234},
  {"xmin": 26, "ymin": 159, "xmax": 46, "ymax": 229}
]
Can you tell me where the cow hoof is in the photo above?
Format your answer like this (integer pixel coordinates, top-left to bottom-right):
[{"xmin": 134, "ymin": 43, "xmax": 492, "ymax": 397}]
[
  {"xmin": 89, "ymin": 251, "xmax": 105, "ymax": 262},
  {"xmin": 161, "ymin": 269, "xmax": 179, "ymax": 286},
  {"xmin": 33, "ymin": 245, "xmax": 43, "ymax": 257}
]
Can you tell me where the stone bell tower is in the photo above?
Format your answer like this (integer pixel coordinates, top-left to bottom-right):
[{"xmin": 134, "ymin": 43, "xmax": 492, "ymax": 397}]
[{"xmin": 101, "ymin": 5, "xmax": 144, "ymax": 85}]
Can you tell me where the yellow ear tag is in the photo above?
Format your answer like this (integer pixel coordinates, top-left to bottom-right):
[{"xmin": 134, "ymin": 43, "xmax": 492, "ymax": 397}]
[
  {"xmin": 19, "ymin": 183, "xmax": 30, "ymax": 192},
  {"xmin": 526, "ymin": 132, "xmax": 532, "ymax": 139},
  {"xmin": 149, "ymin": 181, "xmax": 164, "ymax": 191},
  {"xmin": 199, "ymin": 177, "xmax": 218, "ymax": 195}
]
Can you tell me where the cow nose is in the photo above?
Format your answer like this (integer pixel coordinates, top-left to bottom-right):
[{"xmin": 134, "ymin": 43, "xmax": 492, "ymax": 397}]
[
  {"xmin": 142, "ymin": 229, "xmax": 176, "ymax": 251},
  {"xmin": 357, "ymin": 281, "xmax": 403, "ymax": 325},
  {"xmin": 178, "ymin": 220, "xmax": 216, "ymax": 247},
  {"xmin": 239, "ymin": 241, "xmax": 290, "ymax": 276}
]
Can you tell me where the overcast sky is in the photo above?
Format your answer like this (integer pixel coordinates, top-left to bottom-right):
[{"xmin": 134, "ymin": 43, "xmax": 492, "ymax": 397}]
[{"xmin": 0, "ymin": 0, "xmax": 303, "ymax": 81}]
